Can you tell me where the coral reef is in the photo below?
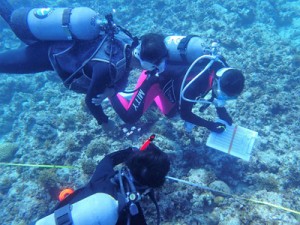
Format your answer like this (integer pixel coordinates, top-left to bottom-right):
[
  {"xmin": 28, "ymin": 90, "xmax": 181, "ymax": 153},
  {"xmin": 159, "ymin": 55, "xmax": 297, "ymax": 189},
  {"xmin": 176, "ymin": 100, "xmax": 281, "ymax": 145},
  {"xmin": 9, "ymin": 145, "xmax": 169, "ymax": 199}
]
[
  {"xmin": 0, "ymin": 142, "xmax": 18, "ymax": 161},
  {"xmin": 0, "ymin": 0, "xmax": 300, "ymax": 224}
]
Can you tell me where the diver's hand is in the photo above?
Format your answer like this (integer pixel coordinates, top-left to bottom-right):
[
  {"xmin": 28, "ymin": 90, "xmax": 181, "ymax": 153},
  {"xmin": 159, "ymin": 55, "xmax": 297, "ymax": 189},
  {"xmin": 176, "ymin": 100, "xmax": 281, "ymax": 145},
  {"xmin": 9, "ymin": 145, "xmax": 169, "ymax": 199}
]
[
  {"xmin": 207, "ymin": 122, "xmax": 226, "ymax": 133},
  {"xmin": 92, "ymin": 94, "xmax": 106, "ymax": 106},
  {"xmin": 92, "ymin": 88, "xmax": 115, "ymax": 106}
]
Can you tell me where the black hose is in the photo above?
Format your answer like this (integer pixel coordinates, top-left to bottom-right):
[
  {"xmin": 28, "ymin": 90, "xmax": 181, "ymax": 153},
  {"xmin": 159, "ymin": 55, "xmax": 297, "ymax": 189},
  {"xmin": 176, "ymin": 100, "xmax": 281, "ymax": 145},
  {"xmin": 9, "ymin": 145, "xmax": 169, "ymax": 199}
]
[{"xmin": 148, "ymin": 190, "xmax": 160, "ymax": 225}]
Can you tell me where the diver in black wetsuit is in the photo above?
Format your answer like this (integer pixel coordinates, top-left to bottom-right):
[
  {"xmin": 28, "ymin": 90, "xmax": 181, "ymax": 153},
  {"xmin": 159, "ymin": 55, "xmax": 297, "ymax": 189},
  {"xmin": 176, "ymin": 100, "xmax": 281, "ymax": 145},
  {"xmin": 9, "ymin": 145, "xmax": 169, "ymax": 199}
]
[
  {"xmin": 0, "ymin": 2, "xmax": 166, "ymax": 126},
  {"xmin": 160, "ymin": 55, "xmax": 244, "ymax": 133},
  {"xmin": 108, "ymin": 34, "xmax": 245, "ymax": 133},
  {"xmin": 34, "ymin": 136, "xmax": 170, "ymax": 225}
]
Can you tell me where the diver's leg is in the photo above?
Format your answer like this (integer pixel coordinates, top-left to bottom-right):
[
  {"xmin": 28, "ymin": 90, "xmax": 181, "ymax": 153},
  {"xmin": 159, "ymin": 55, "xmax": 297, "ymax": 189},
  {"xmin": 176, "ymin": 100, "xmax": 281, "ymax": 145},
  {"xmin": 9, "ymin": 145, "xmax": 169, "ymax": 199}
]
[
  {"xmin": 110, "ymin": 72, "xmax": 160, "ymax": 123},
  {"xmin": 0, "ymin": 42, "xmax": 53, "ymax": 74},
  {"xmin": 154, "ymin": 93, "xmax": 176, "ymax": 117},
  {"xmin": 110, "ymin": 90, "xmax": 146, "ymax": 123}
]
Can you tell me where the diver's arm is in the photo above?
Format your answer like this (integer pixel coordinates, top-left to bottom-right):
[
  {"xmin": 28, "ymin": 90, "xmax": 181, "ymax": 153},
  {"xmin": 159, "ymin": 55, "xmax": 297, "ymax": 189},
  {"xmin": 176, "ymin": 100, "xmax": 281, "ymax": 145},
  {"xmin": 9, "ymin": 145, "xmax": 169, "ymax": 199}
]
[
  {"xmin": 180, "ymin": 100, "xmax": 213, "ymax": 128},
  {"xmin": 178, "ymin": 67, "xmax": 214, "ymax": 128},
  {"xmin": 216, "ymin": 107, "xmax": 233, "ymax": 125},
  {"xmin": 180, "ymin": 100, "xmax": 226, "ymax": 133},
  {"xmin": 107, "ymin": 147, "xmax": 135, "ymax": 166},
  {"xmin": 90, "ymin": 147, "xmax": 135, "ymax": 183},
  {"xmin": 85, "ymin": 62, "xmax": 112, "ymax": 125}
]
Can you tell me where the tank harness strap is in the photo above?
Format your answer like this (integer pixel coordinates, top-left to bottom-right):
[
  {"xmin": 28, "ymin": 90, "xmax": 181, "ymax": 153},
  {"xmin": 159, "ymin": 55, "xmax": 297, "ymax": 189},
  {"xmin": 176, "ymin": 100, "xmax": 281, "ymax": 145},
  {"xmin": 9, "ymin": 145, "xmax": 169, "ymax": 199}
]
[
  {"xmin": 177, "ymin": 35, "xmax": 199, "ymax": 62},
  {"xmin": 54, "ymin": 204, "xmax": 73, "ymax": 225},
  {"xmin": 62, "ymin": 8, "xmax": 73, "ymax": 40}
]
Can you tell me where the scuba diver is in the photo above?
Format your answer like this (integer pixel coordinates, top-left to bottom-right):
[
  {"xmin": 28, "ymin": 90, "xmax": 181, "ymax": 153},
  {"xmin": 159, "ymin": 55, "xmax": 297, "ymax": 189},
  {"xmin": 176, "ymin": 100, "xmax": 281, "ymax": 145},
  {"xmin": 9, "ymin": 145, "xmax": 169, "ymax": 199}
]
[
  {"xmin": 0, "ymin": 1, "xmax": 165, "ymax": 126},
  {"xmin": 104, "ymin": 34, "xmax": 245, "ymax": 133},
  {"xmin": 33, "ymin": 135, "xmax": 170, "ymax": 225}
]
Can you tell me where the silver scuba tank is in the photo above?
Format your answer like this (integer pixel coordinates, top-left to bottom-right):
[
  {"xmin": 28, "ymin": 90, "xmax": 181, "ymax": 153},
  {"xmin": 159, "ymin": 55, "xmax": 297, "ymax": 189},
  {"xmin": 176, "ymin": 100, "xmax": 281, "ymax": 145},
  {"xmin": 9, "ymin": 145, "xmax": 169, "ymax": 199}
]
[
  {"xmin": 35, "ymin": 193, "xmax": 119, "ymax": 225},
  {"xmin": 164, "ymin": 35, "xmax": 208, "ymax": 63},
  {"xmin": 10, "ymin": 7, "xmax": 103, "ymax": 42}
]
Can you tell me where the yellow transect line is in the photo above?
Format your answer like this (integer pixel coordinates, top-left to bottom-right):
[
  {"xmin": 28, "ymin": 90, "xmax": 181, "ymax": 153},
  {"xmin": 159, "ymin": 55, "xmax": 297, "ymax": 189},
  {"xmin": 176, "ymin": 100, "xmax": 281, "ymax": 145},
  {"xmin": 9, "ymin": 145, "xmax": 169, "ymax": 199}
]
[{"xmin": 1, "ymin": 163, "xmax": 299, "ymax": 215}]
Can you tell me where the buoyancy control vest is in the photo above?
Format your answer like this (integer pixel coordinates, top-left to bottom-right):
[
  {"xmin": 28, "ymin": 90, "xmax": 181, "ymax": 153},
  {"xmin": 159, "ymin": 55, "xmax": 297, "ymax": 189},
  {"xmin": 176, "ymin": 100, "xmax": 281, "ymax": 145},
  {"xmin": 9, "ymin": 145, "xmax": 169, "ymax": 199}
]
[
  {"xmin": 48, "ymin": 29, "xmax": 134, "ymax": 93},
  {"xmin": 90, "ymin": 31, "xmax": 134, "ymax": 88}
]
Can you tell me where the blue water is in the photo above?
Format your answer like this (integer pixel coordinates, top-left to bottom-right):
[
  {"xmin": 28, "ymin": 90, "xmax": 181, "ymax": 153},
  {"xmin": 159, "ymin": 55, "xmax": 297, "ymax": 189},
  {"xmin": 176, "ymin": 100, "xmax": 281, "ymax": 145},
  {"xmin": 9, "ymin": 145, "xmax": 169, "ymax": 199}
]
[{"xmin": 0, "ymin": 0, "xmax": 300, "ymax": 224}]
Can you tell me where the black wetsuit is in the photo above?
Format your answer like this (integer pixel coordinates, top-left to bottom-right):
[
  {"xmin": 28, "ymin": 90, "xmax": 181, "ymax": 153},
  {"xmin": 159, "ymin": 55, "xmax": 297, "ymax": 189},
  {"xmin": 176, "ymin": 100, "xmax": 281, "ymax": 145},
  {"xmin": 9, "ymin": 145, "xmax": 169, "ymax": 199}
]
[
  {"xmin": 55, "ymin": 148, "xmax": 147, "ymax": 225},
  {"xmin": 161, "ymin": 58, "xmax": 231, "ymax": 128}
]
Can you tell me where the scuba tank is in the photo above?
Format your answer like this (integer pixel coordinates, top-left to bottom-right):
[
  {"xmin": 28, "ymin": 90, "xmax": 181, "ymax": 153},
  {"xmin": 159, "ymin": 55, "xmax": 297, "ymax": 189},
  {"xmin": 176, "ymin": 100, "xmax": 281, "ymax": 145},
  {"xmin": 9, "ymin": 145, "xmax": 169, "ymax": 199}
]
[
  {"xmin": 35, "ymin": 193, "xmax": 118, "ymax": 225},
  {"xmin": 164, "ymin": 35, "xmax": 210, "ymax": 64},
  {"xmin": 10, "ymin": 7, "xmax": 103, "ymax": 43}
]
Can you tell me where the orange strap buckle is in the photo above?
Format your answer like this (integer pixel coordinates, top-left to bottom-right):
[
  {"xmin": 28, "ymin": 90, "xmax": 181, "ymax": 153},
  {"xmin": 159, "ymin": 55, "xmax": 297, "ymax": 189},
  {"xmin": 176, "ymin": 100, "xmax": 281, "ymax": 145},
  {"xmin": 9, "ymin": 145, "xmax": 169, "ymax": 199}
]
[{"xmin": 59, "ymin": 188, "xmax": 74, "ymax": 202}]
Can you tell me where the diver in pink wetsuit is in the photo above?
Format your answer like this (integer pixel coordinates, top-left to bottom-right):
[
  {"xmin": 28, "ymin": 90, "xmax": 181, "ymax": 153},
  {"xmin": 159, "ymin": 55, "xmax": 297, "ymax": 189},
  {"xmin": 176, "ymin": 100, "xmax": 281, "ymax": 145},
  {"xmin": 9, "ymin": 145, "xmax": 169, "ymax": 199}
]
[{"xmin": 105, "ymin": 34, "xmax": 245, "ymax": 133}]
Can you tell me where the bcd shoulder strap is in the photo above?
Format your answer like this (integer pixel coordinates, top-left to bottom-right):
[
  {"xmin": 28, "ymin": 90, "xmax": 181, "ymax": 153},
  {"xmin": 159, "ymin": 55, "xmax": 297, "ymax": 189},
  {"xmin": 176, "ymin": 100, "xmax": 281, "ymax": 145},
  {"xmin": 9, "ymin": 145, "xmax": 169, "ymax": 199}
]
[{"xmin": 177, "ymin": 35, "xmax": 199, "ymax": 62}]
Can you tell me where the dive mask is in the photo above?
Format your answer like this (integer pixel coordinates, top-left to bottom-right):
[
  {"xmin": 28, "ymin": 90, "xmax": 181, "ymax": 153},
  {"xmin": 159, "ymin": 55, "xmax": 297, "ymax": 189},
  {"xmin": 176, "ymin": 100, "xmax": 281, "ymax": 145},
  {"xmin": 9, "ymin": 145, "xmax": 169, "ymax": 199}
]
[
  {"xmin": 213, "ymin": 67, "xmax": 238, "ymax": 101},
  {"xmin": 133, "ymin": 44, "xmax": 166, "ymax": 73}
]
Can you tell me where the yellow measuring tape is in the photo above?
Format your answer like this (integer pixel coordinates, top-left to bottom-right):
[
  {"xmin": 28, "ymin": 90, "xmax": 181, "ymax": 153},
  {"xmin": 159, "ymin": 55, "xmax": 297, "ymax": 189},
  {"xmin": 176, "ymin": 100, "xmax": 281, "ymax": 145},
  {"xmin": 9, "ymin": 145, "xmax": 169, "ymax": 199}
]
[
  {"xmin": 166, "ymin": 176, "xmax": 300, "ymax": 216},
  {"xmin": 1, "ymin": 163, "xmax": 299, "ymax": 215},
  {"xmin": 0, "ymin": 162, "xmax": 75, "ymax": 169},
  {"xmin": 239, "ymin": 196, "xmax": 300, "ymax": 215}
]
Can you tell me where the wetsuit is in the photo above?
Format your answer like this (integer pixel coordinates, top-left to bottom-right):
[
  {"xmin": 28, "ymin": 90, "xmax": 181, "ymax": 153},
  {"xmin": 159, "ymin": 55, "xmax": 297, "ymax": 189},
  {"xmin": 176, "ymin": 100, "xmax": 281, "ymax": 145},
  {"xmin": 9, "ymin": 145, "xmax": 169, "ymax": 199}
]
[
  {"xmin": 0, "ymin": 5, "xmax": 134, "ymax": 125},
  {"xmin": 55, "ymin": 148, "xmax": 147, "ymax": 225},
  {"xmin": 110, "ymin": 57, "xmax": 232, "ymax": 130},
  {"xmin": 110, "ymin": 70, "xmax": 176, "ymax": 123}
]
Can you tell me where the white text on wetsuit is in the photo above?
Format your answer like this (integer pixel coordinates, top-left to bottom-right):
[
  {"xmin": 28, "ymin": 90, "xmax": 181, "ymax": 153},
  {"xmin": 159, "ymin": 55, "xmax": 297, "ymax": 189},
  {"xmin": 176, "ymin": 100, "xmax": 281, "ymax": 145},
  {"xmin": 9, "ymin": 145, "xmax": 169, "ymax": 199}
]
[{"xmin": 133, "ymin": 89, "xmax": 145, "ymax": 111}]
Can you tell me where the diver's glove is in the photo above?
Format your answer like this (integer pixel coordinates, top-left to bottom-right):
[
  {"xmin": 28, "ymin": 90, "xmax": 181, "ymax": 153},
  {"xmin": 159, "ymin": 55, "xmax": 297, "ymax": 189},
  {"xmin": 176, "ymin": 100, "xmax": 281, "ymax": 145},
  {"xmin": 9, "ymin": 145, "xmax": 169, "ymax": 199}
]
[
  {"xmin": 207, "ymin": 121, "xmax": 226, "ymax": 133},
  {"xmin": 216, "ymin": 107, "xmax": 233, "ymax": 126}
]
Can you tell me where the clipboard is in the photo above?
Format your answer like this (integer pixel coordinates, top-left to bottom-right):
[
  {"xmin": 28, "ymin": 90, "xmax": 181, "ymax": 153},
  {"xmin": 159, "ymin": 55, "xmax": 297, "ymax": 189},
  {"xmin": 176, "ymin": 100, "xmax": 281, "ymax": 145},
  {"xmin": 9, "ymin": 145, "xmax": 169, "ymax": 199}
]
[{"xmin": 206, "ymin": 123, "xmax": 258, "ymax": 161}]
